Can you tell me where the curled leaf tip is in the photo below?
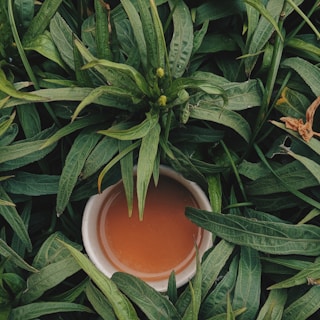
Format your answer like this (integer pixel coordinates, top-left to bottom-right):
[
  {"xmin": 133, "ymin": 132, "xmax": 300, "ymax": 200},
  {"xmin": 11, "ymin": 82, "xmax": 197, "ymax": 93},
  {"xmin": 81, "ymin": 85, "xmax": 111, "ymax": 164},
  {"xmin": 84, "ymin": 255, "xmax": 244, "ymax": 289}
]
[{"xmin": 280, "ymin": 96, "xmax": 320, "ymax": 142}]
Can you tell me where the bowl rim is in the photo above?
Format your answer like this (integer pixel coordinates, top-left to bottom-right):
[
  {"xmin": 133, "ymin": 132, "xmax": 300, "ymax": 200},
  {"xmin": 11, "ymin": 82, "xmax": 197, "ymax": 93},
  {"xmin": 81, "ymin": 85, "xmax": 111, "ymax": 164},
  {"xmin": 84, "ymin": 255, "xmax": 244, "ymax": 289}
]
[{"xmin": 82, "ymin": 165, "xmax": 212, "ymax": 292}]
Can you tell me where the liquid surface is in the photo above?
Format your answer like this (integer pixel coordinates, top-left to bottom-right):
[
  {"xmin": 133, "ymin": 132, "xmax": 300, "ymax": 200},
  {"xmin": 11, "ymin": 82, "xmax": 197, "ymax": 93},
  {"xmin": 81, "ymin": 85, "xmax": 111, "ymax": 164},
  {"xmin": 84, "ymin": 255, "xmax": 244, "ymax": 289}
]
[{"xmin": 98, "ymin": 176, "xmax": 202, "ymax": 281}]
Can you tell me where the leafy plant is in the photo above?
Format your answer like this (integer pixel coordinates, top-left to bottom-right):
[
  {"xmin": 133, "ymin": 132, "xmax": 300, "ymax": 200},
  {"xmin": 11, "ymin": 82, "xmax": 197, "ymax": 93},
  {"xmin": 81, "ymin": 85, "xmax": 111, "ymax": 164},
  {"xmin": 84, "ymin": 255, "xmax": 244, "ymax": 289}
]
[{"xmin": 0, "ymin": 0, "xmax": 320, "ymax": 319}]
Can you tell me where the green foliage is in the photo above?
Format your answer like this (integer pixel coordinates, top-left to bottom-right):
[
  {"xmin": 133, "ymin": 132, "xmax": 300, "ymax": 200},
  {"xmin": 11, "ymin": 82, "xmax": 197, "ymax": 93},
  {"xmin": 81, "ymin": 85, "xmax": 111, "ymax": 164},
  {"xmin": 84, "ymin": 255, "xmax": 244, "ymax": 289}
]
[{"xmin": 0, "ymin": 0, "xmax": 320, "ymax": 319}]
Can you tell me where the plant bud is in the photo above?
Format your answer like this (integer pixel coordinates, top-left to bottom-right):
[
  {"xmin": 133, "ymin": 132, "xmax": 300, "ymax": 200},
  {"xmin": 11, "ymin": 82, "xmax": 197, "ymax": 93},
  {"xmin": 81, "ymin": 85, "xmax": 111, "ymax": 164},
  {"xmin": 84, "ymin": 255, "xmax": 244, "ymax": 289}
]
[
  {"xmin": 156, "ymin": 67, "xmax": 165, "ymax": 78},
  {"xmin": 158, "ymin": 95, "xmax": 167, "ymax": 106}
]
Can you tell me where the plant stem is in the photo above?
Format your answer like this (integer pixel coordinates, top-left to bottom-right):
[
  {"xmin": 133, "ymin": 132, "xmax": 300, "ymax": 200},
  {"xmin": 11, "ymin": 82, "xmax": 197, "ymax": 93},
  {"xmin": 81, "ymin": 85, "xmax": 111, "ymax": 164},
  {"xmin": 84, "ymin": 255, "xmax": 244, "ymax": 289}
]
[{"xmin": 286, "ymin": 0, "xmax": 320, "ymax": 39}]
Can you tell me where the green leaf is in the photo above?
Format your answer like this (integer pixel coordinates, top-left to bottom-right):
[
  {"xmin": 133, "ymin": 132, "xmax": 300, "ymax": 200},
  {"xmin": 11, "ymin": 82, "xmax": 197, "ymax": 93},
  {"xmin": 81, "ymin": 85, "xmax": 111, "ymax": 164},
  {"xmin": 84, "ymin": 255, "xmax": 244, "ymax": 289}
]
[
  {"xmin": 41, "ymin": 114, "xmax": 104, "ymax": 149},
  {"xmin": 14, "ymin": 0, "xmax": 34, "ymax": 28},
  {"xmin": 82, "ymin": 59, "xmax": 150, "ymax": 96},
  {"xmin": 0, "ymin": 140, "xmax": 46, "ymax": 164},
  {"xmin": 136, "ymin": 122, "xmax": 161, "ymax": 219},
  {"xmin": 136, "ymin": 0, "xmax": 160, "ymax": 70},
  {"xmin": 82, "ymin": 136, "xmax": 118, "ymax": 180},
  {"xmin": 10, "ymin": 302, "xmax": 93, "ymax": 320},
  {"xmin": 120, "ymin": 0, "xmax": 147, "ymax": 69},
  {"xmin": 194, "ymin": 1, "xmax": 245, "ymax": 26},
  {"xmin": 32, "ymin": 232, "xmax": 82, "ymax": 269},
  {"xmin": 0, "ymin": 69, "xmax": 45, "ymax": 102},
  {"xmin": 197, "ymin": 33, "xmax": 239, "ymax": 54},
  {"xmin": 119, "ymin": 140, "xmax": 134, "ymax": 217},
  {"xmin": 244, "ymin": 0, "xmax": 285, "ymax": 75},
  {"xmin": 268, "ymin": 259, "xmax": 320, "ymax": 290},
  {"xmin": 168, "ymin": 0, "xmax": 193, "ymax": 78},
  {"xmin": 22, "ymin": 0, "xmax": 63, "ymax": 45},
  {"xmin": 2, "ymin": 172, "xmax": 59, "ymax": 196},
  {"xmin": 16, "ymin": 103, "xmax": 41, "ymax": 138},
  {"xmin": 0, "ymin": 239, "xmax": 37, "ymax": 273},
  {"xmin": 256, "ymin": 289, "xmax": 287, "ymax": 320},
  {"xmin": 24, "ymin": 31, "xmax": 67, "ymax": 70},
  {"xmin": 0, "ymin": 111, "xmax": 15, "ymax": 137},
  {"xmin": 0, "ymin": 186, "xmax": 32, "ymax": 251},
  {"xmin": 275, "ymin": 87, "xmax": 309, "ymax": 118},
  {"xmin": 94, "ymin": 0, "xmax": 112, "ymax": 60},
  {"xmin": 49, "ymin": 12, "xmax": 76, "ymax": 70},
  {"xmin": 98, "ymin": 112, "xmax": 159, "ymax": 140},
  {"xmin": 232, "ymin": 247, "xmax": 261, "ymax": 320},
  {"xmin": 281, "ymin": 57, "xmax": 320, "ymax": 97},
  {"xmin": 182, "ymin": 253, "xmax": 202, "ymax": 320},
  {"xmin": 185, "ymin": 208, "xmax": 320, "ymax": 256},
  {"xmin": 71, "ymin": 85, "xmax": 142, "ymax": 121},
  {"xmin": 0, "ymin": 126, "xmax": 57, "ymax": 171},
  {"xmin": 56, "ymin": 129, "xmax": 100, "ymax": 215},
  {"xmin": 282, "ymin": 286, "xmax": 320, "ymax": 320},
  {"xmin": 85, "ymin": 281, "xmax": 117, "ymax": 320},
  {"xmin": 21, "ymin": 257, "xmax": 81, "ymax": 304},
  {"xmin": 189, "ymin": 102, "xmax": 251, "ymax": 143},
  {"xmin": 97, "ymin": 140, "xmax": 141, "ymax": 192},
  {"xmin": 176, "ymin": 240, "xmax": 234, "ymax": 315},
  {"xmin": 286, "ymin": 150, "xmax": 320, "ymax": 183},
  {"xmin": 286, "ymin": 37, "xmax": 320, "ymax": 63},
  {"xmin": 1, "ymin": 87, "xmax": 92, "ymax": 109},
  {"xmin": 112, "ymin": 273, "xmax": 181, "ymax": 320},
  {"xmin": 270, "ymin": 121, "xmax": 320, "ymax": 157},
  {"xmin": 200, "ymin": 255, "xmax": 238, "ymax": 318},
  {"xmin": 245, "ymin": 160, "xmax": 318, "ymax": 195},
  {"xmin": 167, "ymin": 271, "xmax": 178, "ymax": 304},
  {"xmin": 60, "ymin": 241, "xmax": 139, "ymax": 320}
]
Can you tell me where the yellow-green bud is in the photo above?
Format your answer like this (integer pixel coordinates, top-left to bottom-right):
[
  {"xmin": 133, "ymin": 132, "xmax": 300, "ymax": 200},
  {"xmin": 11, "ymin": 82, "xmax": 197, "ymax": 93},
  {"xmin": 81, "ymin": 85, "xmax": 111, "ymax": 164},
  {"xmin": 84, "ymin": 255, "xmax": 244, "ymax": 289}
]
[
  {"xmin": 156, "ymin": 67, "xmax": 165, "ymax": 78},
  {"xmin": 158, "ymin": 95, "xmax": 167, "ymax": 107}
]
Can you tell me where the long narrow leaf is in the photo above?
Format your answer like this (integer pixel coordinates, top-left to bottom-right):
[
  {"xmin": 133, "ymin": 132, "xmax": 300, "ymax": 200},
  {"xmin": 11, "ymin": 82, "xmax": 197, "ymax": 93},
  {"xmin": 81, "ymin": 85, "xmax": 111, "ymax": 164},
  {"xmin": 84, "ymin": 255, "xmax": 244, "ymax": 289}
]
[
  {"xmin": 22, "ymin": 0, "xmax": 63, "ymax": 45},
  {"xmin": 232, "ymin": 247, "xmax": 261, "ymax": 320},
  {"xmin": 56, "ymin": 129, "xmax": 100, "ymax": 215},
  {"xmin": 21, "ymin": 257, "xmax": 81, "ymax": 304},
  {"xmin": 60, "ymin": 241, "xmax": 139, "ymax": 320},
  {"xmin": 256, "ymin": 289, "xmax": 287, "ymax": 320},
  {"xmin": 112, "ymin": 272, "xmax": 181, "ymax": 320},
  {"xmin": 0, "ymin": 186, "xmax": 32, "ymax": 251},
  {"xmin": 281, "ymin": 57, "xmax": 320, "ymax": 97},
  {"xmin": 120, "ymin": 0, "xmax": 147, "ymax": 69},
  {"xmin": 10, "ymin": 302, "xmax": 92, "ymax": 320},
  {"xmin": 282, "ymin": 286, "xmax": 320, "ymax": 320},
  {"xmin": 186, "ymin": 208, "xmax": 320, "ymax": 256},
  {"xmin": 0, "ymin": 239, "xmax": 37, "ymax": 272},
  {"xmin": 189, "ymin": 102, "xmax": 251, "ymax": 143},
  {"xmin": 98, "ymin": 112, "xmax": 159, "ymax": 140},
  {"xmin": 136, "ymin": 122, "xmax": 161, "ymax": 219},
  {"xmin": 168, "ymin": 0, "xmax": 193, "ymax": 78}
]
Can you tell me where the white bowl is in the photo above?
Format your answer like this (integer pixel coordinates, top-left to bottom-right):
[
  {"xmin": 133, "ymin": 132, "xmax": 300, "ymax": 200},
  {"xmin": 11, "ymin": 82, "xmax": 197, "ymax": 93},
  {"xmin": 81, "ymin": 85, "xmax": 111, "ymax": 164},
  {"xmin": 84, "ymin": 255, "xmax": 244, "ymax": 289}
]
[{"xmin": 82, "ymin": 165, "xmax": 212, "ymax": 292}]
